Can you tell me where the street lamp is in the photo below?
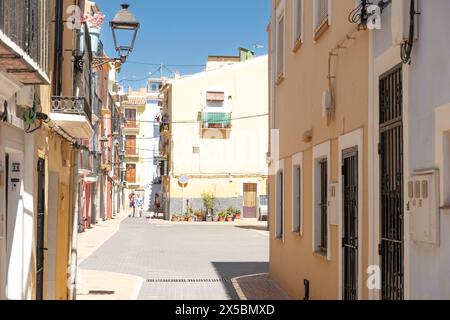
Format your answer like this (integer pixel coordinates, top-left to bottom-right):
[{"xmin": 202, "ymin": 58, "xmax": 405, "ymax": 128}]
[{"xmin": 110, "ymin": 3, "xmax": 140, "ymax": 63}]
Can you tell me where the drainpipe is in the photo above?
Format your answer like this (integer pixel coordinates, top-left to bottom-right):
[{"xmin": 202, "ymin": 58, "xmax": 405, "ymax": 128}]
[{"xmin": 69, "ymin": 141, "xmax": 80, "ymax": 300}]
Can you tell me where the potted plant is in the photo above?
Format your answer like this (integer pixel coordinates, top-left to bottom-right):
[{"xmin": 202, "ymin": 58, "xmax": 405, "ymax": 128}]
[
  {"xmin": 195, "ymin": 209, "xmax": 204, "ymax": 222},
  {"xmin": 234, "ymin": 209, "xmax": 241, "ymax": 220},
  {"xmin": 171, "ymin": 215, "xmax": 179, "ymax": 222},
  {"xmin": 226, "ymin": 214, "xmax": 234, "ymax": 222},
  {"xmin": 78, "ymin": 11, "xmax": 106, "ymax": 53},
  {"xmin": 179, "ymin": 214, "xmax": 186, "ymax": 222},
  {"xmin": 201, "ymin": 191, "xmax": 216, "ymax": 222},
  {"xmin": 218, "ymin": 211, "xmax": 227, "ymax": 222},
  {"xmin": 187, "ymin": 207, "xmax": 195, "ymax": 222}
]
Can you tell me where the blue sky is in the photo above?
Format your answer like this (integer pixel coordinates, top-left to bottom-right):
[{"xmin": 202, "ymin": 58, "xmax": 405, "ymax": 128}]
[{"xmin": 94, "ymin": 0, "xmax": 270, "ymax": 88}]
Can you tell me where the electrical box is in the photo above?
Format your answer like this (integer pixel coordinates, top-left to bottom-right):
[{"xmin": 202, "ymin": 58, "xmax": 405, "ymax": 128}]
[
  {"xmin": 328, "ymin": 182, "xmax": 338, "ymax": 226},
  {"xmin": 409, "ymin": 169, "xmax": 440, "ymax": 245},
  {"xmin": 391, "ymin": 0, "xmax": 419, "ymax": 46}
]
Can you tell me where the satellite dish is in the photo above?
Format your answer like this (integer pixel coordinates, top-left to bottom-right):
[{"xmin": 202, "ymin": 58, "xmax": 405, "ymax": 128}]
[{"xmin": 178, "ymin": 175, "xmax": 189, "ymax": 186}]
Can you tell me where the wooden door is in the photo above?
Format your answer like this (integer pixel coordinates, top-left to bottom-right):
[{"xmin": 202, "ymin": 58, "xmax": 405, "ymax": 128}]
[
  {"xmin": 126, "ymin": 164, "xmax": 136, "ymax": 183},
  {"xmin": 243, "ymin": 183, "xmax": 257, "ymax": 218},
  {"xmin": 125, "ymin": 136, "xmax": 136, "ymax": 156}
]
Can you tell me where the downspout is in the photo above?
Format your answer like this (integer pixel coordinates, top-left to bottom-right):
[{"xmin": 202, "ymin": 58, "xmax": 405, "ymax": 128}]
[{"xmin": 69, "ymin": 141, "xmax": 80, "ymax": 300}]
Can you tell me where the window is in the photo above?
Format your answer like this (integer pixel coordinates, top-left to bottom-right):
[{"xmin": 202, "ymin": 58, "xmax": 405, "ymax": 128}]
[
  {"xmin": 276, "ymin": 13, "xmax": 285, "ymax": 81},
  {"xmin": 319, "ymin": 159, "xmax": 328, "ymax": 252},
  {"xmin": 293, "ymin": 165, "xmax": 301, "ymax": 233},
  {"xmin": 125, "ymin": 109, "xmax": 137, "ymax": 128},
  {"xmin": 313, "ymin": 141, "xmax": 330, "ymax": 257},
  {"xmin": 276, "ymin": 170, "xmax": 284, "ymax": 239},
  {"xmin": 125, "ymin": 135, "xmax": 137, "ymax": 156},
  {"xmin": 293, "ymin": 0, "xmax": 303, "ymax": 49},
  {"xmin": 313, "ymin": 0, "xmax": 331, "ymax": 39},
  {"xmin": 206, "ymin": 91, "xmax": 225, "ymax": 102}
]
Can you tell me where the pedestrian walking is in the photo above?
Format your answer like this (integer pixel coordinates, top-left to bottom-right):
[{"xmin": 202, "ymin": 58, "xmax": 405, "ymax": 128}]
[
  {"xmin": 154, "ymin": 193, "xmax": 161, "ymax": 218},
  {"xmin": 129, "ymin": 192, "xmax": 137, "ymax": 217},
  {"xmin": 136, "ymin": 194, "xmax": 144, "ymax": 218}
]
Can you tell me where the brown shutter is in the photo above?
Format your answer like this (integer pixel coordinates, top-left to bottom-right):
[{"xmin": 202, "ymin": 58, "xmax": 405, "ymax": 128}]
[
  {"xmin": 125, "ymin": 135, "xmax": 136, "ymax": 155},
  {"xmin": 126, "ymin": 164, "xmax": 136, "ymax": 183}
]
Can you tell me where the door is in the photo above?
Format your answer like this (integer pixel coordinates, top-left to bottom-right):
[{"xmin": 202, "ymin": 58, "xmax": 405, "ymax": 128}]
[
  {"xmin": 5, "ymin": 154, "xmax": 9, "ymax": 242},
  {"xmin": 126, "ymin": 164, "xmax": 136, "ymax": 183},
  {"xmin": 125, "ymin": 135, "xmax": 136, "ymax": 156},
  {"xmin": 36, "ymin": 158, "xmax": 45, "ymax": 300},
  {"xmin": 342, "ymin": 148, "xmax": 358, "ymax": 300},
  {"xmin": 379, "ymin": 64, "xmax": 404, "ymax": 300},
  {"xmin": 243, "ymin": 183, "xmax": 258, "ymax": 218}
]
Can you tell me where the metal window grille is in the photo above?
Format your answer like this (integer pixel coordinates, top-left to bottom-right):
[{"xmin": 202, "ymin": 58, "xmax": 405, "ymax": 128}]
[
  {"xmin": 319, "ymin": 159, "xmax": 328, "ymax": 252},
  {"xmin": 0, "ymin": 0, "xmax": 50, "ymax": 74},
  {"xmin": 342, "ymin": 149, "xmax": 358, "ymax": 300},
  {"xmin": 379, "ymin": 64, "xmax": 404, "ymax": 300},
  {"xmin": 276, "ymin": 171, "xmax": 284, "ymax": 239}
]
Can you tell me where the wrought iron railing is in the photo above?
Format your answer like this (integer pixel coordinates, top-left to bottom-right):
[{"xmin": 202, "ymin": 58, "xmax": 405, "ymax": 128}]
[
  {"xmin": 0, "ymin": 0, "xmax": 51, "ymax": 74},
  {"xmin": 201, "ymin": 112, "xmax": 232, "ymax": 129},
  {"xmin": 51, "ymin": 96, "xmax": 92, "ymax": 124}
]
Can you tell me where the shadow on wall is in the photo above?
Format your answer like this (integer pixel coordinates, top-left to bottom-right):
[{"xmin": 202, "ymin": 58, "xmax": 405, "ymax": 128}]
[{"xmin": 211, "ymin": 261, "xmax": 269, "ymax": 300}]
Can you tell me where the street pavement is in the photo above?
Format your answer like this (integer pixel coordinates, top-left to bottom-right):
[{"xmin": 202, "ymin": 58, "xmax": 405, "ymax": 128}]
[{"xmin": 79, "ymin": 215, "xmax": 269, "ymax": 300}]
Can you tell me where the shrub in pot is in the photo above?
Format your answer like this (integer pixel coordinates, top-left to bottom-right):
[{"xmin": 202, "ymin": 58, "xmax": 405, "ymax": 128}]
[
  {"xmin": 226, "ymin": 214, "xmax": 234, "ymax": 222},
  {"xmin": 171, "ymin": 215, "xmax": 179, "ymax": 222}
]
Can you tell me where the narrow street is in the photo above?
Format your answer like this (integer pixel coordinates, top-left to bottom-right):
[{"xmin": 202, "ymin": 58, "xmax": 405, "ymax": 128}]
[{"xmin": 78, "ymin": 213, "xmax": 269, "ymax": 300}]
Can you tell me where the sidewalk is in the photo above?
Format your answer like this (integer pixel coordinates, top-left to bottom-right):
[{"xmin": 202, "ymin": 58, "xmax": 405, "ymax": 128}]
[
  {"xmin": 76, "ymin": 209, "xmax": 144, "ymax": 300},
  {"xmin": 231, "ymin": 273, "xmax": 291, "ymax": 300}
]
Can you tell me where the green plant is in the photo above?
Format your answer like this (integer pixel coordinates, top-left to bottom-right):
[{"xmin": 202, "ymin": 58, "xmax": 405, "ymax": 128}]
[
  {"xmin": 226, "ymin": 207, "xmax": 236, "ymax": 216},
  {"xmin": 201, "ymin": 191, "xmax": 216, "ymax": 213},
  {"xmin": 217, "ymin": 210, "xmax": 227, "ymax": 218},
  {"xmin": 186, "ymin": 207, "xmax": 195, "ymax": 217}
]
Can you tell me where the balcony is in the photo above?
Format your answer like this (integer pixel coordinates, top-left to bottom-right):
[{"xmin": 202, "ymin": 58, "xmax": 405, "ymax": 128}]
[
  {"xmin": 50, "ymin": 97, "xmax": 93, "ymax": 139},
  {"xmin": 0, "ymin": 0, "xmax": 50, "ymax": 85},
  {"xmin": 201, "ymin": 112, "xmax": 232, "ymax": 129}
]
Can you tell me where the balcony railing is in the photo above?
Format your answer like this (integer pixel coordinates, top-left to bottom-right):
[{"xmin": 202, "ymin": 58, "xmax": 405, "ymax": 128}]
[
  {"xmin": 51, "ymin": 96, "xmax": 92, "ymax": 124},
  {"xmin": 201, "ymin": 112, "xmax": 232, "ymax": 129},
  {"xmin": 0, "ymin": 0, "xmax": 51, "ymax": 83},
  {"xmin": 125, "ymin": 121, "xmax": 138, "ymax": 129}
]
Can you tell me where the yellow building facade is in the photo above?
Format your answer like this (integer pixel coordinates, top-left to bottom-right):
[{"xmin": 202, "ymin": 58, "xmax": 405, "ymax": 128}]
[
  {"xmin": 269, "ymin": 0, "xmax": 369, "ymax": 300},
  {"xmin": 161, "ymin": 54, "xmax": 269, "ymax": 219}
]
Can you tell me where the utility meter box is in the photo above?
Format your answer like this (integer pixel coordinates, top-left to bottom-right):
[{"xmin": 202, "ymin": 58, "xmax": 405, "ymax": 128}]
[
  {"xmin": 408, "ymin": 169, "xmax": 440, "ymax": 245},
  {"xmin": 328, "ymin": 182, "xmax": 338, "ymax": 226}
]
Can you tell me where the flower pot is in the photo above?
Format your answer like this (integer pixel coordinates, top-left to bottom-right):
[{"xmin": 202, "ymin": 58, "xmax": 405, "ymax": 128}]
[
  {"xmin": 179, "ymin": 216, "xmax": 186, "ymax": 222},
  {"xmin": 219, "ymin": 217, "xmax": 225, "ymax": 222},
  {"xmin": 207, "ymin": 216, "xmax": 213, "ymax": 222},
  {"xmin": 78, "ymin": 26, "xmax": 101, "ymax": 54},
  {"xmin": 187, "ymin": 216, "xmax": 194, "ymax": 222},
  {"xmin": 196, "ymin": 215, "xmax": 204, "ymax": 222},
  {"xmin": 171, "ymin": 216, "xmax": 178, "ymax": 222},
  {"xmin": 226, "ymin": 217, "xmax": 233, "ymax": 222},
  {"xmin": 235, "ymin": 214, "xmax": 241, "ymax": 220}
]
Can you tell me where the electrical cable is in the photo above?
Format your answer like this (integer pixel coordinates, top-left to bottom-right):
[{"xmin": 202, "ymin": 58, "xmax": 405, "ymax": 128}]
[{"xmin": 401, "ymin": 0, "xmax": 419, "ymax": 65}]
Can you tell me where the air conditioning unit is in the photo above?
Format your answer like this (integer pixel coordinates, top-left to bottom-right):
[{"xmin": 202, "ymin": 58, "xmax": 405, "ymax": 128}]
[
  {"xmin": 16, "ymin": 86, "xmax": 35, "ymax": 108},
  {"xmin": 391, "ymin": 0, "xmax": 419, "ymax": 46},
  {"xmin": 409, "ymin": 169, "xmax": 440, "ymax": 245}
]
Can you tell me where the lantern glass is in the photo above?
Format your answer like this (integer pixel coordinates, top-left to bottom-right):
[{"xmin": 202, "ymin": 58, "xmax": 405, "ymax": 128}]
[{"xmin": 110, "ymin": 4, "xmax": 140, "ymax": 62}]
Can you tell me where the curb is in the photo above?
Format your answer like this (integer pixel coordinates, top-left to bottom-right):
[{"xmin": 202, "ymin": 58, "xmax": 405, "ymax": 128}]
[{"xmin": 230, "ymin": 273, "xmax": 269, "ymax": 301}]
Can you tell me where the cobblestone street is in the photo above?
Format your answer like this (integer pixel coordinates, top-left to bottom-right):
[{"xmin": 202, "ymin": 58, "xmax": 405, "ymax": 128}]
[{"xmin": 79, "ymin": 216, "xmax": 270, "ymax": 300}]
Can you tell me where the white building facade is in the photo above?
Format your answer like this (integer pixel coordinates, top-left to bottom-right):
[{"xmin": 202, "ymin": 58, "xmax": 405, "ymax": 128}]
[{"xmin": 368, "ymin": 0, "xmax": 450, "ymax": 299}]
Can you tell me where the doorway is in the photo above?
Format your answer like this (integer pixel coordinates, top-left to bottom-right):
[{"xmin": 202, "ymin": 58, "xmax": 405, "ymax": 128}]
[
  {"xmin": 36, "ymin": 158, "xmax": 45, "ymax": 300},
  {"xmin": 243, "ymin": 183, "xmax": 258, "ymax": 218},
  {"xmin": 379, "ymin": 65, "xmax": 404, "ymax": 300},
  {"xmin": 342, "ymin": 148, "xmax": 358, "ymax": 300}
]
